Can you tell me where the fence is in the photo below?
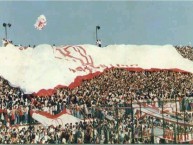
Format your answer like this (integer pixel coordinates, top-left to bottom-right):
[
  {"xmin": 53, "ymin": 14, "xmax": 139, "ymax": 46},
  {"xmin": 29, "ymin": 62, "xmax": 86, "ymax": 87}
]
[
  {"xmin": 68, "ymin": 98, "xmax": 193, "ymax": 144},
  {"xmin": 1, "ymin": 97, "xmax": 193, "ymax": 144}
]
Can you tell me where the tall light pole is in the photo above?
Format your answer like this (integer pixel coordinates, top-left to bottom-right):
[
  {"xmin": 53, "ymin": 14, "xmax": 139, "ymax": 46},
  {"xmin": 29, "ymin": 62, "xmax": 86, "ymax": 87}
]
[
  {"xmin": 96, "ymin": 25, "xmax": 100, "ymax": 42},
  {"xmin": 3, "ymin": 23, "xmax": 11, "ymax": 40}
]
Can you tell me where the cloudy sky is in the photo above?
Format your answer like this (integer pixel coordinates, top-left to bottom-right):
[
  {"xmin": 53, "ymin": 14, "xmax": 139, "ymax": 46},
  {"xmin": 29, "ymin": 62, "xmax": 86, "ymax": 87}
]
[{"xmin": 0, "ymin": 1, "xmax": 193, "ymax": 46}]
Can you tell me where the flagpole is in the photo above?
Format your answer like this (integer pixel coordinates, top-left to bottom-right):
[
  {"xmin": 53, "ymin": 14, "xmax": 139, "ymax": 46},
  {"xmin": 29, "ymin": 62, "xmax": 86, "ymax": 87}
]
[{"xmin": 131, "ymin": 96, "xmax": 134, "ymax": 143}]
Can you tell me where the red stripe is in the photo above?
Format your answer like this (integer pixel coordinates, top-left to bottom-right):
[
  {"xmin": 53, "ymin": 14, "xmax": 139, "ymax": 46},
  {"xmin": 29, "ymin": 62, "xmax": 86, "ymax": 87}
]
[
  {"xmin": 33, "ymin": 67, "xmax": 190, "ymax": 97},
  {"xmin": 31, "ymin": 109, "xmax": 70, "ymax": 119}
]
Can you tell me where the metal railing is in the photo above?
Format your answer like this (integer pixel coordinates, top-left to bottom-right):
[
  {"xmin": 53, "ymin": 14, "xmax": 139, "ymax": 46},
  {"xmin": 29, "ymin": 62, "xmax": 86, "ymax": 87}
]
[{"xmin": 1, "ymin": 98, "xmax": 193, "ymax": 144}]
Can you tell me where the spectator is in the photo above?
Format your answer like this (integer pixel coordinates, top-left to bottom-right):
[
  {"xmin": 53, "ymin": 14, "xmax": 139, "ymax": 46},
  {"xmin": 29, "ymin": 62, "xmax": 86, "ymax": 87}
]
[
  {"xmin": 0, "ymin": 60, "xmax": 193, "ymax": 143},
  {"xmin": 96, "ymin": 39, "xmax": 102, "ymax": 47},
  {"xmin": 176, "ymin": 45, "xmax": 193, "ymax": 61}
]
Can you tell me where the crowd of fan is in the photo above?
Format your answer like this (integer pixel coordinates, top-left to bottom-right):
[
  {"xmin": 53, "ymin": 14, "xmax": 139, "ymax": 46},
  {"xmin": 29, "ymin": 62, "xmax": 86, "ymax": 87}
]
[
  {"xmin": 0, "ymin": 77, "xmax": 31, "ymax": 126},
  {"xmin": 1, "ymin": 114, "xmax": 193, "ymax": 144},
  {"xmin": 0, "ymin": 67, "xmax": 193, "ymax": 144},
  {"xmin": 0, "ymin": 115, "xmax": 155, "ymax": 144},
  {"xmin": 175, "ymin": 45, "xmax": 193, "ymax": 61},
  {"xmin": 1, "ymin": 38, "xmax": 193, "ymax": 143},
  {"xmin": 33, "ymin": 69, "xmax": 193, "ymax": 115}
]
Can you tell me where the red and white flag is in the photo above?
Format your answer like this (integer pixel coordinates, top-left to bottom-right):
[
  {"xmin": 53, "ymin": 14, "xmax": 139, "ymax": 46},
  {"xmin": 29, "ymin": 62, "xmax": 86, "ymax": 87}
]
[
  {"xmin": 31, "ymin": 109, "xmax": 81, "ymax": 128},
  {"xmin": 34, "ymin": 15, "xmax": 47, "ymax": 30}
]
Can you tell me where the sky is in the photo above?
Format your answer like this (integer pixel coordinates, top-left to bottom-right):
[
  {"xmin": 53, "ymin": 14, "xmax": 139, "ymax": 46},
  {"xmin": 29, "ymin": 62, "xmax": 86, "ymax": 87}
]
[{"xmin": 1, "ymin": 1, "xmax": 193, "ymax": 46}]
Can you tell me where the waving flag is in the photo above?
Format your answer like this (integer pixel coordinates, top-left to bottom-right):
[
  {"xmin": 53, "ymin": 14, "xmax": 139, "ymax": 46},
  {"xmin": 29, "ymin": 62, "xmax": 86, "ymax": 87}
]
[
  {"xmin": 31, "ymin": 109, "xmax": 81, "ymax": 128},
  {"xmin": 34, "ymin": 15, "xmax": 47, "ymax": 30}
]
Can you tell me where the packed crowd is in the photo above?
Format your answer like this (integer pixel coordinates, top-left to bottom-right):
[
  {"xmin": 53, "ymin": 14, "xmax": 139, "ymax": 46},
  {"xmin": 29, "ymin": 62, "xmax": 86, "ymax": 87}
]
[
  {"xmin": 1, "ymin": 113, "xmax": 193, "ymax": 144},
  {"xmin": 0, "ymin": 67, "xmax": 193, "ymax": 144},
  {"xmin": 0, "ymin": 115, "xmax": 155, "ymax": 144},
  {"xmin": 0, "ymin": 77, "xmax": 31, "ymax": 126},
  {"xmin": 32, "ymin": 69, "xmax": 193, "ymax": 115},
  {"xmin": 176, "ymin": 45, "xmax": 193, "ymax": 61}
]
